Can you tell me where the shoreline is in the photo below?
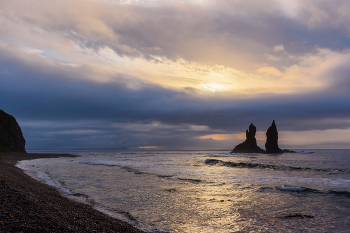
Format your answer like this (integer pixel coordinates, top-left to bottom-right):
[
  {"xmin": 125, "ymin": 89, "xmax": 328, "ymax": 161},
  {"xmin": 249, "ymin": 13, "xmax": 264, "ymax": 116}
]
[{"xmin": 0, "ymin": 152, "xmax": 146, "ymax": 233}]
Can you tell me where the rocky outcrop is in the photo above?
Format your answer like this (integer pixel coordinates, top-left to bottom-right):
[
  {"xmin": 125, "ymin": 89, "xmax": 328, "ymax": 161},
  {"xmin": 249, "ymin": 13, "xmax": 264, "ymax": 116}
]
[
  {"xmin": 230, "ymin": 123, "xmax": 265, "ymax": 153},
  {"xmin": 0, "ymin": 110, "xmax": 26, "ymax": 153},
  {"xmin": 230, "ymin": 121, "xmax": 295, "ymax": 154},
  {"xmin": 265, "ymin": 120, "xmax": 283, "ymax": 154}
]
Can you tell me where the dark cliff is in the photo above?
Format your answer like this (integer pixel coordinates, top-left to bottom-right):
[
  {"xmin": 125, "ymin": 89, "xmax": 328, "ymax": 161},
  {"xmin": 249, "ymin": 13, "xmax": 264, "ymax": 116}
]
[{"xmin": 0, "ymin": 110, "xmax": 26, "ymax": 153}]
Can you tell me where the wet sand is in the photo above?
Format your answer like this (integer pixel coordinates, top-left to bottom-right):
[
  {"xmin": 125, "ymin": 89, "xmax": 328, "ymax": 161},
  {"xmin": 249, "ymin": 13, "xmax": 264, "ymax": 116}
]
[{"xmin": 0, "ymin": 152, "xmax": 145, "ymax": 233}]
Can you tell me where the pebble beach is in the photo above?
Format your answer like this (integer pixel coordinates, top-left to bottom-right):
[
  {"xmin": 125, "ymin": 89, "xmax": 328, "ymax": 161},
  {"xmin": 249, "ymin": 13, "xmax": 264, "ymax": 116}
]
[{"xmin": 0, "ymin": 152, "xmax": 145, "ymax": 233}]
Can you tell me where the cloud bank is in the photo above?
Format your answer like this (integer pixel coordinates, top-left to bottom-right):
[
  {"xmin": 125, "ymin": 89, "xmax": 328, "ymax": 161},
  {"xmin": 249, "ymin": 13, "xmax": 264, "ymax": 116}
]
[{"xmin": 1, "ymin": 0, "xmax": 350, "ymax": 150}]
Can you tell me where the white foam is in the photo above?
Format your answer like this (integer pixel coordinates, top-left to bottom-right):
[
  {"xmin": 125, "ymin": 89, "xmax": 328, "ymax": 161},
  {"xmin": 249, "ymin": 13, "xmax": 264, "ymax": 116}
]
[
  {"xmin": 80, "ymin": 158, "xmax": 157, "ymax": 169},
  {"xmin": 276, "ymin": 186, "xmax": 307, "ymax": 192},
  {"xmin": 93, "ymin": 206, "xmax": 167, "ymax": 233},
  {"xmin": 16, "ymin": 161, "xmax": 73, "ymax": 195},
  {"xmin": 295, "ymin": 150, "xmax": 315, "ymax": 154},
  {"xmin": 16, "ymin": 160, "xmax": 164, "ymax": 233},
  {"xmin": 207, "ymin": 153, "xmax": 237, "ymax": 157}
]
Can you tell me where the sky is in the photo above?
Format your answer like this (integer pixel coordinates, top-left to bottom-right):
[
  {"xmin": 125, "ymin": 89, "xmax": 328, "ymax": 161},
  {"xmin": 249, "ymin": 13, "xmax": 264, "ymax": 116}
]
[{"xmin": 1, "ymin": 0, "xmax": 350, "ymax": 151}]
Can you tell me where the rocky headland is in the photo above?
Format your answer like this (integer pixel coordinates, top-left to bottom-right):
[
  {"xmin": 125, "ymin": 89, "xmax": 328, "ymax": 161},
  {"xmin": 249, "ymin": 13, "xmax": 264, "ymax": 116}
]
[{"xmin": 0, "ymin": 109, "xmax": 26, "ymax": 153}]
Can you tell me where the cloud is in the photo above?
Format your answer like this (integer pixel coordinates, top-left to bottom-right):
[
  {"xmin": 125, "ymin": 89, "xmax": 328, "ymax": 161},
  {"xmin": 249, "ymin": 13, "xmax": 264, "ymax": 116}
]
[
  {"xmin": 255, "ymin": 66, "xmax": 283, "ymax": 77},
  {"xmin": 2, "ymin": 0, "xmax": 350, "ymax": 79},
  {"xmin": 2, "ymin": 63, "xmax": 350, "ymax": 150},
  {"xmin": 280, "ymin": 128, "xmax": 350, "ymax": 149},
  {"xmin": 2, "ymin": 40, "xmax": 350, "ymax": 150},
  {"xmin": 274, "ymin": 45, "xmax": 285, "ymax": 52},
  {"xmin": 3, "ymin": 0, "xmax": 348, "ymax": 72},
  {"xmin": 2, "ymin": 0, "xmax": 350, "ymax": 150}
]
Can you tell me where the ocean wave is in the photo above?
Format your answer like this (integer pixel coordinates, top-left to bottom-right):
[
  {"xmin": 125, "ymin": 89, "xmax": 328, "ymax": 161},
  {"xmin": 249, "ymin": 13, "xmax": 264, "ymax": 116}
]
[
  {"xmin": 34, "ymin": 170, "xmax": 74, "ymax": 195},
  {"xmin": 276, "ymin": 186, "xmax": 314, "ymax": 193},
  {"xmin": 16, "ymin": 162, "xmax": 74, "ymax": 195},
  {"xmin": 177, "ymin": 178, "xmax": 203, "ymax": 183},
  {"xmin": 207, "ymin": 153, "xmax": 237, "ymax": 157},
  {"xmin": 94, "ymin": 206, "xmax": 169, "ymax": 233},
  {"xmin": 275, "ymin": 186, "xmax": 350, "ymax": 198},
  {"xmin": 206, "ymin": 151, "xmax": 315, "ymax": 157},
  {"xmin": 204, "ymin": 158, "xmax": 346, "ymax": 174},
  {"xmin": 17, "ymin": 162, "xmax": 104, "ymax": 205},
  {"xmin": 295, "ymin": 151, "xmax": 315, "ymax": 154},
  {"xmin": 115, "ymin": 152, "xmax": 139, "ymax": 155},
  {"xmin": 79, "ymin": 158, "xmax": 155, "ymax": 169},
  {"xmin": 80, "ymin": 158, "xmax": 119, "ymax": 167},
  {"xmin": 120, "ymin": 166, "xmax": 144, "ymax": 175}
]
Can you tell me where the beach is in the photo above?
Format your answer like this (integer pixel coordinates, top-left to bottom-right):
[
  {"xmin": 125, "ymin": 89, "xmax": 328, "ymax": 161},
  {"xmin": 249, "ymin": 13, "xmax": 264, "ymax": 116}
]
[{"xmin": 0, "ymin": 152, "xmax": 145, "ymax": 233}]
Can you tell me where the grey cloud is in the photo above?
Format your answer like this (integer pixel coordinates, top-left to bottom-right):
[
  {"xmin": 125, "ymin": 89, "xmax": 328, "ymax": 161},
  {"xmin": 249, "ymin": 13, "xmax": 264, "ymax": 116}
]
[
  {"xmin": 296, "ymin": 0, "xmax": 350, "ymax": 30},
  {"xmin": 5, "ymin": 0, "xmax": 350, "ymax": 71},
  {"xmin": 2, "ymin": 0, "xmax": 350, "ymax": 150},
  {"xmin": 158, "ymin": 94, "xmax": 350, "ymax": 133},
  {"xmin": 96, "ymin": 5, "xmax": 350, "ymax": 70},
  {"xmin": 2, "ymin": 48, "xmax": 350, "ymax": 150},
  {"xmin": 325, "ymin": 63, "xmax": 350, "ymax": 93}
]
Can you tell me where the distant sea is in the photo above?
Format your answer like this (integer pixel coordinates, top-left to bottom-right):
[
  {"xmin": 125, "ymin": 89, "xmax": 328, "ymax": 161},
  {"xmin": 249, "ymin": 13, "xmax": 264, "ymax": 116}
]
[{"xmin": 17, "ymin": 149, "xmax": 350, "ymax": 233}]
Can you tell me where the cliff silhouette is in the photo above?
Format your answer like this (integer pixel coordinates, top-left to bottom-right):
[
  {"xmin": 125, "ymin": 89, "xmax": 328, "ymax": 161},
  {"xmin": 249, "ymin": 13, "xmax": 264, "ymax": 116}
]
[{"xmin": 0, "ymin": 109, "xmax": 26, "ymax": 153}]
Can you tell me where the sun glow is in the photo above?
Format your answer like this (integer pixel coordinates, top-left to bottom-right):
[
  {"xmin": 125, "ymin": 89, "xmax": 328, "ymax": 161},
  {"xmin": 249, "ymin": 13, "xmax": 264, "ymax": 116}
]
[
  {"xmin": 135, "ymin": 146, "xmax": 167, "ymax": 150},
  {"xmin": 202, "ymin": 82, "xmax": 226, "ymax": 92},
  {"xmin": 73, "ymin": 45, "xmax": 331, "ymax": 96},
  {"xmin": 93, "ymin": 47, "xmax": 240, "ymax": 92},
  {"xmin": 198, "ymin": 132, "xmax": 266, "ymax": 141},
  {"xmin": 198, "ymin": 134, "xmax": 238, "ymax": 140}
]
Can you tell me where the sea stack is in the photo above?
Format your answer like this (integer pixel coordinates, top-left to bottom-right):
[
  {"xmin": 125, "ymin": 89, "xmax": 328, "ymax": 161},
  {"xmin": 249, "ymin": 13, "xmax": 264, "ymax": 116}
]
[
  {"xmin": 265, "ymin": 120, "xmax": 283, "ymax": 154},
  {"xmin": 0, "ymin": 109, "xmax": 26, "ymax": 153},
  {"xmin": 230, "ymin": 123, "xmax": 265, "ymax": 153}
]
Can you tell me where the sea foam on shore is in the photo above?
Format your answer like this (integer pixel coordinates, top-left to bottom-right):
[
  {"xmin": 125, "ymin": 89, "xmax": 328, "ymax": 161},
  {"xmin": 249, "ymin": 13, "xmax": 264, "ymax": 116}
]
[{"xmin": 0, "ymin": 152, "xmax": 145, "ymax": 233}]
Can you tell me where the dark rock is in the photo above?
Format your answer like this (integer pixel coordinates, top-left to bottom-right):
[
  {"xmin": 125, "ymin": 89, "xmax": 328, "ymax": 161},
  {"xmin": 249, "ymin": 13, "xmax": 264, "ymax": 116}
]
[
  {"xmin": 164, "ymin": 188, "xmax": 176, "ymax": 193},
  {"xmin": 0, "ymin": 109, "xmax": 26, "ymax": 153},
  {"xmin": 265, "ymin": 120, "xmax": 283, "ymax": 154},
  {"xmin": 230, "ymin": 123, "xmax": 265, "ymax": 153}
]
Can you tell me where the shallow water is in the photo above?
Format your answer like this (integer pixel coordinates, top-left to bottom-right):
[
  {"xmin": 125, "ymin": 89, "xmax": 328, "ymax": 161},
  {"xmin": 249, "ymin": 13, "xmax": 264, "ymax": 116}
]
[{"xmin": 17, "ymin": 150, "xmax": 350, "ymax": 232}]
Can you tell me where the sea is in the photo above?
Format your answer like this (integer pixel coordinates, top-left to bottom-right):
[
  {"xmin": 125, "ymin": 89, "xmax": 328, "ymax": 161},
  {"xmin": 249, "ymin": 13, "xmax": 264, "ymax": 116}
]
[{"xmin": 16, "ymin": 149, "xmax": 350, "ymax": 233}]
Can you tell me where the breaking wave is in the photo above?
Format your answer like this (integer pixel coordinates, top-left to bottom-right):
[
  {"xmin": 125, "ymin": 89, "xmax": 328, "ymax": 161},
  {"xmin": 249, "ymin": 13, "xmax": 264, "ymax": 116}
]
[
  {"xmin": 275, "ymin": 186, "xmax": 350, "ymax": 198},
  {"xmin": 204, "ymin": 158, "xmax": 347, "ymax": 173},
  {"xmin": 294, "ymin": 151, "xmax": 315, "ymax": 154}
]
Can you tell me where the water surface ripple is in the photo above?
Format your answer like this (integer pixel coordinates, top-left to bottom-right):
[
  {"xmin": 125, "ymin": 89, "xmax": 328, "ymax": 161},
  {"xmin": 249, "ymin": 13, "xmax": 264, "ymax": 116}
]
[{"xmin": 17, "ymin": 150, "xmax": 350, "ymax": 232}]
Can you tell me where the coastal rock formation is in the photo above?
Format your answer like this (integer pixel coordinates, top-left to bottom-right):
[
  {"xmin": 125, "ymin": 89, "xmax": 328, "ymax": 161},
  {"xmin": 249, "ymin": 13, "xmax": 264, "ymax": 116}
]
[
  {"xmin": 265, "ymin": 120, "xmax": 283, "ymax": 154},
  {"xmin": 0, "ymin": 109, "xmax": 26, "ymax": 153},
  {"xmin": 230, "ymin": 123, "xmax": 265, "ymax": 153}
]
